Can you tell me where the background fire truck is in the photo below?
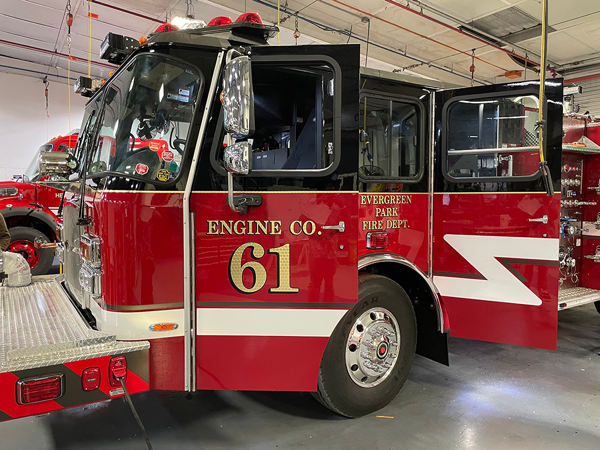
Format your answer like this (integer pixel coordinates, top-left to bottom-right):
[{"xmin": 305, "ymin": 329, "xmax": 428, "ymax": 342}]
[
  {"xmin": 0, "ymin": 131, "xmax": 78, "ymax": 274},
  {"xmin": 2, "ymin": 13, "xmax": 600, "ymax": 426}
]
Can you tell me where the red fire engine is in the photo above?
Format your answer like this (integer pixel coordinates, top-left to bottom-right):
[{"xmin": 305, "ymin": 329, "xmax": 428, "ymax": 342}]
[
  {"xmin": 1, "ymin": 13, "xmax": 599, "ymax": 425},
  {"xmin": 0, "ymin": 131, "xmax": 78, "ymax": 274}
]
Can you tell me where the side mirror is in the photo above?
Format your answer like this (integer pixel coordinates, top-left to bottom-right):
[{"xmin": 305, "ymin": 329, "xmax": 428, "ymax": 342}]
[
  {"xmin": 224, "ymin": 142, "xmax": 252, "ymax": 175},
  {"xmin": 222, "ymin": 55, "xmax": 254, "ymax": 138},
  {"xmin": 38, "ymin": 151, "xmax": 78, "ymax": 180}
]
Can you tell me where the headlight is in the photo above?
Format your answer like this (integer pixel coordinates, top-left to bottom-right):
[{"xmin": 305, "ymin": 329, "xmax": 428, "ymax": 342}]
[{"xmin": 0, "ymin": 187, "xmax": 18, "ymax": 197}]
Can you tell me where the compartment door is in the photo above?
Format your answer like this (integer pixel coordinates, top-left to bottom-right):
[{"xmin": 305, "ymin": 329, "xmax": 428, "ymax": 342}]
[{"xmin": 433, "ymin": 81, "xmax": 563, "ymax": 349}]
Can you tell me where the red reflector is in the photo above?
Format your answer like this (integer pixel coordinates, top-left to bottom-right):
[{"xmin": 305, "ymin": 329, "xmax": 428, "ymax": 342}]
[
  {"xmin": 207, "ymin": 16, "xmax": 233, "ymax": 26},
  {"xmin": 155, "ymin": 23, "xmax": 179, "ymax": 33},
  {"xmin": 17, "ymin": 374, "xmax": 63, "ymax": 405},
  {"xmin": 235, "ymin": 12, "xmax": 263, "ymax": 24},
  {"xmin": 366, "ymin": 231, "xmax": 389, "ymax": 249},
  {"xmin": 82, "ymin": 367, "xmax": 101, "ymax": 391},
  {"xmin": 109, "ymin": 356, "xmax": 127, "ymax": 387}
]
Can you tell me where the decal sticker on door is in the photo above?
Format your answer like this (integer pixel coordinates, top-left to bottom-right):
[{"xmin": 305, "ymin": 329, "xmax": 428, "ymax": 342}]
[
  {"xmin": 229, "ymin": 243, "xmax": 299, "ymax": 294},
  {"xmin": 135, "ymin": 163, "xmax": 148, "ymax": 175},
  {"xmin": 433, "ymin": 234, "xmax": 559, "ymax": 306},
  {"xmin": 156, "ymin": 169, "xmax": 170, "ymax": 182}
]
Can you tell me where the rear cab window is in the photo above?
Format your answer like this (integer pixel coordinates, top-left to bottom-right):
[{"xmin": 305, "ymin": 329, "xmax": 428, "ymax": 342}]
[{"xmin": 443, "ymin": 93, "xmax": 541, "ymax": 181}]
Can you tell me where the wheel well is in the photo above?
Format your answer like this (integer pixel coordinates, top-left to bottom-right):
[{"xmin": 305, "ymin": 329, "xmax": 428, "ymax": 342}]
[
  {"xmin": 6, "ymin": 216, "xmax": 56, "ymax": 241},
  {"xmin": 360, "ymin": 262, "xmax": 449, "ymax": 366}
]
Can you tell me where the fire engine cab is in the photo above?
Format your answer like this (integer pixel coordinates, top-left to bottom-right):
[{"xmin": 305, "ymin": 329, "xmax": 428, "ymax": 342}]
[{"xmin": 1, "ymin": 12, "xmax": 598, "ymax": 423}]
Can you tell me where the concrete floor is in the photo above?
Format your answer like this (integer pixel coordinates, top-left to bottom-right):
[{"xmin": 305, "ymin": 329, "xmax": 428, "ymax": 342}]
[{"xmin": 2, "ymin": 304, "xmax": 599, "ymax": 450}]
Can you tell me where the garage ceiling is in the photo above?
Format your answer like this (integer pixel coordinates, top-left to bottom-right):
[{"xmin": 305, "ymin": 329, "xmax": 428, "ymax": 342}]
[{"xmin": 1, "ymin": 0, "xmax": 600, "ymax": 112}]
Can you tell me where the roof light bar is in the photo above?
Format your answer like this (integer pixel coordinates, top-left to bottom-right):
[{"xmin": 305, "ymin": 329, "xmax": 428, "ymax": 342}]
[
  {"xmin": 154, "ymin": 23, "xmax": 179, "ymax": 33},
  {"xmin": 171, "ymin": 16, "xmax": 206, "ymax": 30},
  {"xmin": 235, "ymin": 12, "xmax": 262, "ymax": 24},
  {"xmin": 207, "ymin": 16, "xmax": 232, "ymax": 26}
]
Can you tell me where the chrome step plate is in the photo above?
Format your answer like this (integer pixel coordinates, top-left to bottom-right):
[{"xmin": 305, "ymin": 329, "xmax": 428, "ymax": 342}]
[
  {"xmin": 0, "ymin": 277, "xmax": 148, "ymax": 373},
  {"xmin": 558, "ymin": 286, "xmax": 600, "ymax": 311}
]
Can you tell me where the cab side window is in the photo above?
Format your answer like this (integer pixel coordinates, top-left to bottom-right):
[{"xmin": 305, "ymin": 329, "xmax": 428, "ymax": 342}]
[
  {"xmin": 359, "ymin": 95, "xmax": 422, "ymax": 183},
  {"xmin": 249, "ymin": 63, "xmax": 335, "ymax": 172},
  {"xmin": 444, "ymin": 95, "xmax": 540, "ymax": 180}
]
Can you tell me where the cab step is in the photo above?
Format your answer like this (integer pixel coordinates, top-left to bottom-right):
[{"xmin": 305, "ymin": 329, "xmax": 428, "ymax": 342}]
[{"xmin": 558, "ymin": 286, "xmax": 600, "ymax": 310}]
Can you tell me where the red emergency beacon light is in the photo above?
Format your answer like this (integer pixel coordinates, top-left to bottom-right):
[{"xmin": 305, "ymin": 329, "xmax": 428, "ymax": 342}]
[
  {"xmin": 154, "ymin": 23, "xmax": 179, "ymax": 33},
  {"xmin": 235, "ymin": 12, "xmax": 263, "ymax": 24},
  {"xmin": 207, "ymin": 16, "xmax": 233, "ymax": 26}
]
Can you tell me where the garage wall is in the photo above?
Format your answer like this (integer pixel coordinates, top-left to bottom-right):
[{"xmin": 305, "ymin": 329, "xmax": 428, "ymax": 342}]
[{"xmin": 0, "ymin": 72, "xmax": 87, "ymax": 181}]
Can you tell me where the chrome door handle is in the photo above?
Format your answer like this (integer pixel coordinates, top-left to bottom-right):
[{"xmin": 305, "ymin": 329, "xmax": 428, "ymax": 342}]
[
  {"xmin": 322, "ymin": 221, "xmax": 345, "ymax": 232},
  {"xmin": 529, "ymin": 215, "xmax": 548, "ymax": 224}
]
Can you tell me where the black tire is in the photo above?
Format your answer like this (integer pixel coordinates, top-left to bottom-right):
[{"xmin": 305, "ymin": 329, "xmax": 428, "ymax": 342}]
[
  {"xmin": 7, "ymin": 226, "xmax": 54, "ymax": 275},
  {"xmin": 313, "ymin": 273, "xmax": 417, "ymax": 417},
  {"xmin": 595, "ymin": 301, "xmax": 600, "ymax": 315}
]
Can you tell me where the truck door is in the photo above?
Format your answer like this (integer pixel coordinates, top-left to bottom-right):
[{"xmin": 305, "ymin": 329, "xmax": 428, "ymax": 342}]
[
  {"xmin": 192, "ymin": 44, "xmax": 360, "ymax": 391},
  {"xmin": 433, "ymin": 81, "xmax": 563, "ymax": 350}
]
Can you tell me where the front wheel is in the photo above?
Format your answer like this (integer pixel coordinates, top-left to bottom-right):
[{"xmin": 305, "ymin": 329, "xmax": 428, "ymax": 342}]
[
  {"xmin": 7, "ymin": 227, "xmax": 54, "ymax": 275},
  {"xmin": 595, "ymin": 301, "xmax": 600, "ymax": 315},
  {"xmin": 313, "ymin": 273, "xmax": 417, "ymax": 417}
]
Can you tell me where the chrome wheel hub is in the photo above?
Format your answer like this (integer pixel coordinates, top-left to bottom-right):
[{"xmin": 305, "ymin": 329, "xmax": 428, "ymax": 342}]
[{"xmin": 345, "ymin": 307, "xmax": 400, "ymax": 388}]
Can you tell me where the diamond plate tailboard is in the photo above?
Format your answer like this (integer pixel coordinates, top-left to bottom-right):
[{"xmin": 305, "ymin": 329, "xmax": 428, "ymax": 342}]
[{"xmin": 0, "ymin": 278, "xmax": 149, "ymax": 373}]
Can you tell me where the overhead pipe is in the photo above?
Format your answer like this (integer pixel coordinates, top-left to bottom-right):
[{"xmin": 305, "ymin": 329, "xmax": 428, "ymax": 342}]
[
  {"xmin": 565, "ymin": 73, "xmax": 600, "ymax": 84},
  {"xmin": 0, "ymin": 39, "xmax": 115, "ymax": 70},
  {"xmin": 0, "ymin": 63, "xmax": 78, "ymax": 81},
  {"xmin": 91, "ymin": 0, "xmax": 165, "ymax": 24},
  {"xmin": 558, "ymin": 62, "xmax": 600, "ymax": 79},
  {"xmin": 330, "ymin": 0, "xmax": 509, "ymax": 73},
  {"xmin": 252, "ymin": 0, "xmax": 486, "ymax": 85},
  {"xmin": 382, "ymin": 0, "xmax": 544, "ymax": 68}
]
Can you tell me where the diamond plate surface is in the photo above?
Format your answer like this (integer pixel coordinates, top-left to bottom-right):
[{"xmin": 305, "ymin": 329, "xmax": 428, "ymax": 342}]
[
  {"xmin": 558, "ymin": 287, "xmax": 600, "ymax": 310},
  {"xmin": 0, "ymin": 278, "xmax": 149, "ymax": 373}
]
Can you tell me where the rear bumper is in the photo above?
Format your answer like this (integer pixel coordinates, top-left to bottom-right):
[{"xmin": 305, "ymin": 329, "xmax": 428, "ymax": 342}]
[{"xmin": 0, "ymin": 276, "xmax": 150, "ymax": 421}]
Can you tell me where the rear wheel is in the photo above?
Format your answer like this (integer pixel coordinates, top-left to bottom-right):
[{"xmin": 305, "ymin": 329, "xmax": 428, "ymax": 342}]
[
  {"xmin": 595, "ymin": 301, "xmax": 600, "ymax": 315},
  {"xmin": 7, "ymin": 227, "xmax": 54, "ymax": 275},
  {"xmin": 313, "ymin": 273, "xmax": 417, "ymax": 417}
]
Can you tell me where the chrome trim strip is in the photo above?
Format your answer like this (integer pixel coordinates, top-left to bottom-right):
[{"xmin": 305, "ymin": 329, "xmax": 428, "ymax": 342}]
[
  {"xmin": 190, "ymin": 210, "xmax": 196, "ymax": 391},
  {"xmin": 358, "ymin": 253, "xmax": 444, "ymax": 332},
  {"xmin": 182, "ymin": 51, "xmax": 224, "ymax": 392},
  {"xmin": 428, "ymin": 90, "xmax": 435, "ymax": 282}
]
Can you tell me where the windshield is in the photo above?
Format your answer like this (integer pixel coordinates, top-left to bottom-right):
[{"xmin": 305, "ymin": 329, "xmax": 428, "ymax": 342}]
[
  {"xmin": 23, "ymin": 149, "xmax": 42, "ymax": 182},
  {"xmin": 87, "ymin": 53, "xmax": 202, "ymax": 183}
]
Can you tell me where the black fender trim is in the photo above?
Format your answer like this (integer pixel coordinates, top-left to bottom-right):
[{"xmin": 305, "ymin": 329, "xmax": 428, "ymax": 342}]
[{"xmin": 2, "ymin": 206, "xmax": 58, "ymax": 239}]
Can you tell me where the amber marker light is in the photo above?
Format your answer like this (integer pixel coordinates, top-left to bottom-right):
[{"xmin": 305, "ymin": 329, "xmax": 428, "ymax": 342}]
[{"xmin": 149, "ymin": 323, "xmax": 179, "ymax": 332}]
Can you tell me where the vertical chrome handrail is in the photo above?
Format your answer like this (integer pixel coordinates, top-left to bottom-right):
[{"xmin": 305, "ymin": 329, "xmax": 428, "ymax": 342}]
[
  {"xmin": 182, "ymin": 51, "xmax": 224, "ymax": 392},
  {"xmin": 428, "ymin": 90, "xmax": 436, "ymax": 281}
]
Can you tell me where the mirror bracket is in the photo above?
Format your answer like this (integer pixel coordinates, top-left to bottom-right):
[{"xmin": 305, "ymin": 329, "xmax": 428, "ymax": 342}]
[{"xmin": 231, "ymin": 194, "xmax": 262, "ymax": 215}]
